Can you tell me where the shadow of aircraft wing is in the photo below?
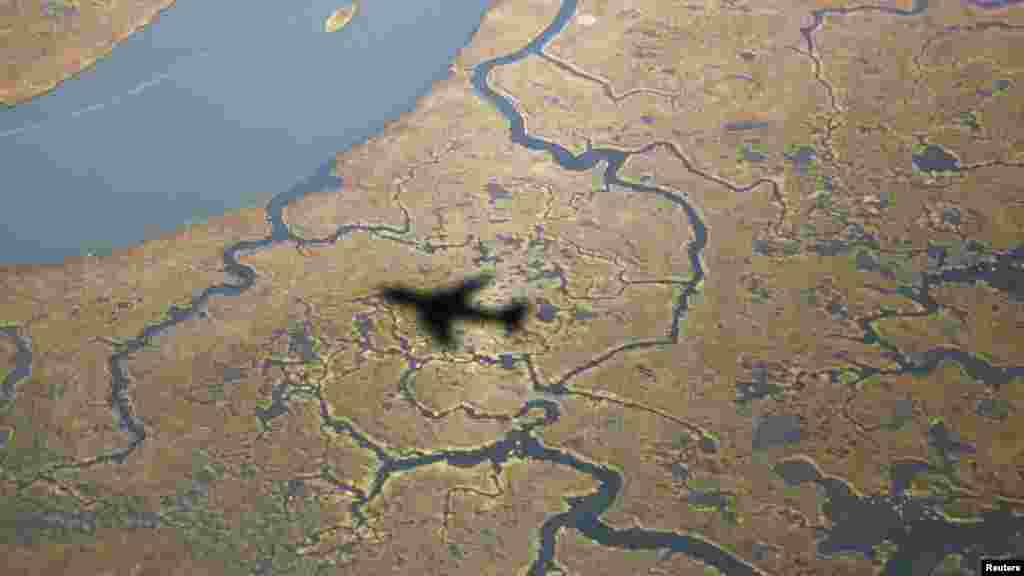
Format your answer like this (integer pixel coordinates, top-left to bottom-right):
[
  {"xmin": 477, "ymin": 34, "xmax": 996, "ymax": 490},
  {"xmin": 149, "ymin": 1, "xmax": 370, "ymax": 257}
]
[{"xmin": 421, "ymin": 309, "xmax": 455, "ymax": 347}]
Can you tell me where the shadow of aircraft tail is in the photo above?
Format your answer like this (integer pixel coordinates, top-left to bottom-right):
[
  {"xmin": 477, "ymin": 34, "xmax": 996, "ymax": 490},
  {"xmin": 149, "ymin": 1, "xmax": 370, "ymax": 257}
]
[{"xmin": 498, "ymin": 301, "xmax": 529, "ymax": 334}]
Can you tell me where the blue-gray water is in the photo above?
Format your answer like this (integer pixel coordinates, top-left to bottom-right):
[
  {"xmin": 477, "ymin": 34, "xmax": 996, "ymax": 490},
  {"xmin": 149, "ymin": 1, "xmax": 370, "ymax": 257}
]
[{"xmin": 0, "ymin": 0, "xmax": 492, "ymax": 264}]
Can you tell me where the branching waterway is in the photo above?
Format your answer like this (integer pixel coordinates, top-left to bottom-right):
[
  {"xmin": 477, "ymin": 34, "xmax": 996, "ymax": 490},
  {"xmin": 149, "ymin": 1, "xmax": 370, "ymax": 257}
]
[{"xmin": 4, "ymin": 0, "xmax": 1024, "ymax": 574}]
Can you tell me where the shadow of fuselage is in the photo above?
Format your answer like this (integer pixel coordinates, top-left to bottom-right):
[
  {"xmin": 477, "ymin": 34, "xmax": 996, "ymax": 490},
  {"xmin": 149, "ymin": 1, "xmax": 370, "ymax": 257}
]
[{"xmin": 379, "ymin": 274, "xmax": 527, "ymax": 347}]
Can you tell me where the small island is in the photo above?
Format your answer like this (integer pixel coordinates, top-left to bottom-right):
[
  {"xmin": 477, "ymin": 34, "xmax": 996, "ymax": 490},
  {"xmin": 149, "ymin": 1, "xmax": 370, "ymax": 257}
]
[{"xmin": 325, "ymin": 2, "xmax": 358, "ymax": 33}]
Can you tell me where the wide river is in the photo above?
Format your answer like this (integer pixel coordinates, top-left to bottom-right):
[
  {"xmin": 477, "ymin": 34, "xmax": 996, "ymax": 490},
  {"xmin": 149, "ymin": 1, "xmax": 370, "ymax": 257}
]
[{"xmin": 0, "ymin": 0, "xmax": 492, "ymax": 264}]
